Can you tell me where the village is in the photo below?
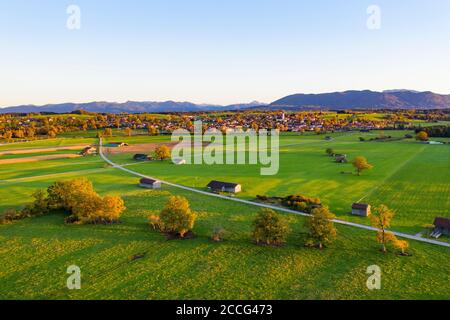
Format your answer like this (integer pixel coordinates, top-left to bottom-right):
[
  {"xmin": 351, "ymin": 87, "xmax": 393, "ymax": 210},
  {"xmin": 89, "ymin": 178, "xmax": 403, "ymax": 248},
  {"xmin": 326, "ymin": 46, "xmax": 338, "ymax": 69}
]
[{"xmin": 1, "ymin": 109, "xmax": 449, "ymax": 142}]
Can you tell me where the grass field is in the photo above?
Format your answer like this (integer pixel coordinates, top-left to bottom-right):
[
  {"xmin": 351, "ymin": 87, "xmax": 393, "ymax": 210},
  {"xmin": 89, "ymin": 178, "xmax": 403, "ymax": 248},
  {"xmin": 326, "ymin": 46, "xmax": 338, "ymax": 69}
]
[
  {"xmin": 0, "ymin": 131, "xmax": 449, "ymax": 300},
  {"xmin": 106, "ymin": 130, "xmax": 450, "ymax": 234}
]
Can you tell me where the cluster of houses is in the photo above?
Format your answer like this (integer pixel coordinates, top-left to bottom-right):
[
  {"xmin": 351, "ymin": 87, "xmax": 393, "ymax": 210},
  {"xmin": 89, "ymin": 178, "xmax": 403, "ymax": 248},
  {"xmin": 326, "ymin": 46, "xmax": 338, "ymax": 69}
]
[
  {"xmin": 4, "ymin": 110, "xmax": 448, "ymax": 140},
  {"xmin": 103, "ymin": 112, "xmax": 393, "ymax": 134},
  {"xmin": 195, "ymin": 112, "xmax": 390, "ymax": 133}
]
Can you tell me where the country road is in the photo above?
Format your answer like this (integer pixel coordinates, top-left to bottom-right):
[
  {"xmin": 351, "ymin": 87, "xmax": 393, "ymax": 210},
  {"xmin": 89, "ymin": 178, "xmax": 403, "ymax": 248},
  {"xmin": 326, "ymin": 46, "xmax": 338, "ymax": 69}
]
[{"xmin": 99, "ymin": 138, "xmax": 450, "ymax": 249}]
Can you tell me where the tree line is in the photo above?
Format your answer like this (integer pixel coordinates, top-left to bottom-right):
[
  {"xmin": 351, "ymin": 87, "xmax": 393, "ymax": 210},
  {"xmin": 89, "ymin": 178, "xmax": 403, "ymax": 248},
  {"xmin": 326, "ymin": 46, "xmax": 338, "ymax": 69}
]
[
  {"xmin": 0, "ymin": 178, "xmax": 125, "ymax": 225},
  {"xmin": 416, "ymin": 125, "xmax": 450, "ymax": 138}
]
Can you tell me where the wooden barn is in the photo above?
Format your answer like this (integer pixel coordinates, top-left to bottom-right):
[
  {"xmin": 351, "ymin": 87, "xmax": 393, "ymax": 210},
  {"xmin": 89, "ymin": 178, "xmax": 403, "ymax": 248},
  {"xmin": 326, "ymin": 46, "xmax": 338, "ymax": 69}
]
[
  {"xmin": 104, "ymin": 142, "xmax": 129, "ymax": 148},
  {"xmin": 139, "ymin": 178, "xmax": 161, "ymax": 189},
  {"xmin": 207, "ymin": 180, "xmax": 242, "ymax": 194},
  {"xmin": 80, "ymin": 146, "xmax": 97, "ymax": 156},
  {"xmin": 431, "ymin": 217, "xmax": 450, "ymax": 238},
  {"xmin": 351, "ymin": 203, "xmax": 371, "ymax": 217},
  {"xmin": 335, "ymin": 154, "xmax": 348, "ymax": 163},
  {"xmin": 133, "ymin": 154, "xmax": 149, "ymax": 161}
]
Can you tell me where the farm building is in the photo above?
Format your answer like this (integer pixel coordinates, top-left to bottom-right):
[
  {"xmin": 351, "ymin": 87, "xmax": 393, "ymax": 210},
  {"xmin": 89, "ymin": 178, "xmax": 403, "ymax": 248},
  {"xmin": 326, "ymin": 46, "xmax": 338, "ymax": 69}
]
[
  {"xmin": 104, "ymin": 142, "xmax": 129, "ymax": 148},
  {"xmin": 351, "ymin": 203, "xmax": 371, "ymax": 217},
  {"xmin": 335, "ymin": 154, "xmax": 348, "ymax": 163},
  {"xmin": 80, "ymin": 146, "xmax": 96, "ymax": 156},
  {"xmin": 173, "ymin": 158, "xmax": 187, "ymax": 165},
  {"xmin": 207, "ymin": 180, "xmax": 242, "ymax": 194},
  {"xmin": 139, "ymin": 178, "xmax": 162, "ymax": 189},
  {"xmin": 431, "ymin": 217, "xmax": 450, "ymax": 238},
  {"xmin": 133, "ymin": 154, "xmax": 149, "ymax": 161}
]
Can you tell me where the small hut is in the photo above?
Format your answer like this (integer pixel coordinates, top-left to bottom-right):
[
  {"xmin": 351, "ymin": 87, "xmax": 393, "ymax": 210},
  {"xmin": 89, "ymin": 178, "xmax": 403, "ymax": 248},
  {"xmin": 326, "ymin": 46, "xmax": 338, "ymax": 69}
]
[
  {"xmin": 335, "ymin": 154, "xmax": 348, "ymax": 163},
  {"xmin": 133, "ymin": 154, "xmax": 149, "ymax": 161},
  {"xmin": 139, "ymin": 178, "xmax": 161, "ymax": 189},
  {"xmin": 351, "ymin": 203, "xmax": 371, "ymax": 217},
  {"xmin": 105, "ymin": 142, "xmax": 129, "ymax": 148},
  {"xmin": 80, "ymin": 146, "xmax": 97, "ymax": 156},
  {"xmin": 207, "ymin": 181, "xmax": 242, "ymax": 194},
  {"xmin": 431, "ymin": 217, "xmax": 450, "ymax": 238}
]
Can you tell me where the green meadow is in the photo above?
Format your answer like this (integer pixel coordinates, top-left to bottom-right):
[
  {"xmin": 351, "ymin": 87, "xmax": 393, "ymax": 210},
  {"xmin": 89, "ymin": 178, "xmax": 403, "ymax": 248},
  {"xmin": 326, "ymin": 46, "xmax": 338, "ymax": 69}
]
[
  {"xmin": 0, "ymin": 130, "xmax": 449, "ymax": 299},
  {"xmin": 108, "ymin": 130, "xmax": 450, "ymax": 234}
]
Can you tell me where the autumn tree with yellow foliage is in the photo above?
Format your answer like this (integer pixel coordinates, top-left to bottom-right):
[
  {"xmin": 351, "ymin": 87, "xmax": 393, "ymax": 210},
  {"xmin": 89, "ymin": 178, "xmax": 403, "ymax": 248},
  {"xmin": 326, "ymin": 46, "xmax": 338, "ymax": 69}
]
[
  {"xmin": 352, "ymin": 156, "xmax": 373, "ymax": 176},
  {"xmin": 148, "ymin": 126, "xmax": 160, "ymax": 136},
  {"xmin": 415, "ymin": 131, "xmax": 429, "ymax": 141},
  {"xmin": 159, "ymin": 196, "xmax": 196, "ymax": 238},
  {"xmin": 32, "ymin": 178, "xmax": 126, "ymax": 225},
  {"xmin": 154, "ymin": 145, "xmax": 171, "ymax": 161},
  {"xmin": 371, "ymin": 205, "xmax": 398, "ymax": 253},
  {"xmin": 123, "ymin": 127, "xmax": 132, "ymax": 137},
  {"xmin": 103, "ymin": 128, "xmax": 113, "ymax": 137},
  {"xmin": 393, "ymin": 239, "xmax": 410, "ymax": 256}
]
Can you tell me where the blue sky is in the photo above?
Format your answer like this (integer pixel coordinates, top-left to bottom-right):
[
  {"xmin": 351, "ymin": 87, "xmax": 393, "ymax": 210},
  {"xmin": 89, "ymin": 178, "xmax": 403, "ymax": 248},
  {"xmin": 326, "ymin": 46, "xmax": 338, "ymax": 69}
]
[{"xmin": 1, "ymin": 0, "xmax": 450, "ymax": 107}]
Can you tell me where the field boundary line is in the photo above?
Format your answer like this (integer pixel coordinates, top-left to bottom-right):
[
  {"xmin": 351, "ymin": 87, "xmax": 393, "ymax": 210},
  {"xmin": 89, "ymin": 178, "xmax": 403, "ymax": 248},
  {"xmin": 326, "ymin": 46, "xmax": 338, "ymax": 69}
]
[
  {"xmin": 356, "ymin": 145, "xmax": 426, "ymax": 203},
  {"xmin": 0, "ymin": 167, "xmax": 112, "ymax": 184},
  {"xmin": 99, "ymin": 138, "xmax": 450, "ymax": 249}
]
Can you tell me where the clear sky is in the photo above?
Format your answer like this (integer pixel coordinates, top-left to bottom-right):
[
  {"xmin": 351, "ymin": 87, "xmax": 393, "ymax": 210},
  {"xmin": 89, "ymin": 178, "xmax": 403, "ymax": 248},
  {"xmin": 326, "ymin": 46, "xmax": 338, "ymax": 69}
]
[{"xmin": 1, "ymin": 0, "xmax": 450, "ymax": 107}]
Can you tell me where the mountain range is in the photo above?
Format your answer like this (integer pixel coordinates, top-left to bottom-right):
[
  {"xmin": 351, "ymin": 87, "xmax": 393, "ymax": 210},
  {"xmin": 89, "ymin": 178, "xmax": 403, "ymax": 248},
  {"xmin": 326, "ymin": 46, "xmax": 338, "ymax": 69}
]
[
  {"xmin": 0, "ymin": 101, "xmax": 266, "ymax": 114},
  {"xmin": 1, "ymin": 90, "xmax": 449, "ymax": 114},
  {"xmin": 269, "ymin": 90, "xmax": 450, "ymax": 110}
]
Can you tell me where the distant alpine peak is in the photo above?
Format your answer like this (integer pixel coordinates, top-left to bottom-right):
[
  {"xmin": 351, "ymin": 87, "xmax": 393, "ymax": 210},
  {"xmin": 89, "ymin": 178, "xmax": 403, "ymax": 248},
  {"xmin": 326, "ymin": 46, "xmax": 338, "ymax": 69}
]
[{"xmin": 382, "ymin": 89, "xmax": 421, "ymax": 93}]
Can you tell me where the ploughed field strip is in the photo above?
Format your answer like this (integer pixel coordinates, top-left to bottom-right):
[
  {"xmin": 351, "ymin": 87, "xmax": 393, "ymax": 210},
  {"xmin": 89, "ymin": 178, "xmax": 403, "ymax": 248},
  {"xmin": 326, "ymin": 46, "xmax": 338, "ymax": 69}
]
[
  {"xmin": 0, "ymin": 145, "xmax": 90, "ymax": 156},
  {"xmin": 0, "ymin": 154, "xmax": 82, "ymax": 165}
]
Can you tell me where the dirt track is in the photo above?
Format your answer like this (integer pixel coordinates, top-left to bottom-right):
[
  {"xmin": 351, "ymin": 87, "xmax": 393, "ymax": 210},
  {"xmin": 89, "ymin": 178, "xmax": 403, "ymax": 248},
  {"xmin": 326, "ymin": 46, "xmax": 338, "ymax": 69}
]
[
  {"xmin": 0, "ymin": 154, "xmax": 82, "ymax": 165},
  {"xmin": 103, "ymin": 142, "xmax": 177, "ymax": 154},
  {"xmin": 0, "ymin": 145, "xmax": 90, "ymax": 156}
]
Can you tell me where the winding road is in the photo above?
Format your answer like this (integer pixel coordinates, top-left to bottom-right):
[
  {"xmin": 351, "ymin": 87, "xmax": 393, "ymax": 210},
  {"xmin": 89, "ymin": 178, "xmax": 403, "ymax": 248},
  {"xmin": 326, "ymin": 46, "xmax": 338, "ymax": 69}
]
[{"xmin": 99, "ymin": 138, "xmax": 450, "ymax": 248}]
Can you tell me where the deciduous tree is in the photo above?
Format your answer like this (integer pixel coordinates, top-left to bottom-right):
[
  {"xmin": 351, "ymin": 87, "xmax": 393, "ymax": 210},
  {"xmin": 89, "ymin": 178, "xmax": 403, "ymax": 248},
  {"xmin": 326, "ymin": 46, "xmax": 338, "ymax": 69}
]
[
  {"xmin": 352, "ymin": 156, "xmax": 373, "ymax": 176},
  {"xmin": 159, "ymin": 196, "xmax": 196, "ymax": 237},
  {"xmin": 304, "ymin": 207, "xmax": 337, "ymax": 249},
  {"xmin": 123, "ymin": 127, "xmax": 132, "ymax": 137},
  {"xmin": 154, "ymin": 145, "xmax": 171, "ymax": 161},
  {"xmin": 326, "ymin": 148, "xmax": 334, "ymax": 157},
  {"xmin": 104, "ymin": 128, "xmax": 113, "ymax": 137},
  {"xmin": 393, "ymin": 239, "xmax": 409, "ymax": 256},
  {"xmin": 371, "ymin": 205, "xmax": 395, "ymax": 253},
  {"xmin": 415, "ymin": 131, "xmax": 429, "ymax": 141},
  {"xmin": 252, "ymin": 208, "xmax": 290, "ymax": 246},
  {"xmin": 148, "ymin": 126, "xmax": 159, "ymax": 136}
]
